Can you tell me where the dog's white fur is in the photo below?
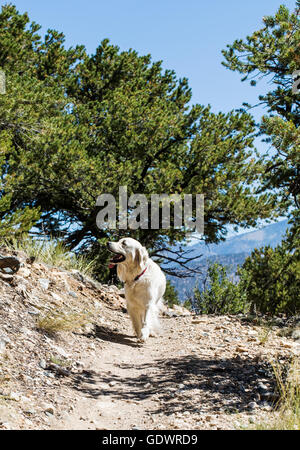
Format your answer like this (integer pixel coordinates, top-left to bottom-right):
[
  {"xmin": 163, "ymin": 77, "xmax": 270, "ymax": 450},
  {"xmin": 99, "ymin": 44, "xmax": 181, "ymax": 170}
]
[{"xmin": 107, "ymin": 238, "xmax": 166, "ymax": 342}]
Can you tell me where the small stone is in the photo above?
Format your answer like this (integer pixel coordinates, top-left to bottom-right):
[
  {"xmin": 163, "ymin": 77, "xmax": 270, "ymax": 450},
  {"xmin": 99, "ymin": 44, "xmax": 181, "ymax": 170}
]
[
  {"xmin": 257, "ymin": 382, "xmax": 269, "ymax": 393},
  {"xmin": 48, "ymin": 363, "xmax": 70, "ymax": 377},
  {"xmin": 68, "ymin": 291, "xmax": 78, "ymax": 298},
  {"xmin": 280, "ymin": 341, "xmax": 292, "ymax": 349},
  {"xmin": 18, "ymin": 268, "xmax": 31, "ymax": 278},
  {"xmin": 9, "ymin": 392, "xmax": 20, "ymax": 401},
  {"xmin": 0, "ymin": 339, "xmax": 7, "ymax": 353},
  {"xmin": 51, "ymin": 292, "xmax": 62, "ymax": 302},
  {"xmin": 28, "ymin": 308, "xmax": 39, "ymax": 315},
  {"xmin": 52, "ymin": 345, "xmax": 70, "ymax": 358},
  {"xmin": 23, "ymin": 418, "xmax": 33, "ymax": 426},
  {"xmin": 109, "ymin": 381, "xmax": 117, "ymax": 387},
  {"xmin": 291, "ymin": 329, "xmax": 300, "ymax": 340},
  {"xmin": 39, "ymin": 359, "xmax": 47, "ymax": 369},
  {"xmin": 38, "ymin": 278, "xmax": 50, "ymax": 290},
  {"xmin": 248, "ymin": 401, "xmax": 258, "ymax": 410},
  {"xmin": 236, "ymin": 346, "xmax": 248, "ymax": 353},
  {"xmin": 43, "ymin": 404, "xmax": 55, "ymax": 415},
  {"xmin": 24, "ymin": 409, "xmax": 36, "ymax": 416}
]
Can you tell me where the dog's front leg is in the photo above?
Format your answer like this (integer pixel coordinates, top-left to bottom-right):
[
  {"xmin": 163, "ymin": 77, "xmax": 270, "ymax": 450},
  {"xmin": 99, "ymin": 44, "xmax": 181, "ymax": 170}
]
[
  {"xmin": 140, "ymin": 301, "xmax": 155, "ymax": 343},
  {"xmin": 127, "ymin": 303, "xmax": 143, "ymax": 339}
]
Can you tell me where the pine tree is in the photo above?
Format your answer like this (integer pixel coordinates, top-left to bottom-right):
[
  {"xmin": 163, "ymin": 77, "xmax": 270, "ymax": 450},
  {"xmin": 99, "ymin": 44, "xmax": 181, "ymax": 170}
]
[
  {"xmin": 222, "ymin": 3, "xmax": 300, "ymax": 223},
  {"xmin": 0, "ymin": 4, "xmax": 280, "ymax": 278}
]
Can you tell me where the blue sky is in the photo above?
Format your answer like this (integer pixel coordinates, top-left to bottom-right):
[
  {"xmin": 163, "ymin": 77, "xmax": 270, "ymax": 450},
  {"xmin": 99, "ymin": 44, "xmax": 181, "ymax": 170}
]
[
  {"xmin": 5, "ymin": 0, "xmax": 294, "ymax": 236},
  {"xmin": 8, "ymin": 0, "xmax": 297, "ymax": 115}
]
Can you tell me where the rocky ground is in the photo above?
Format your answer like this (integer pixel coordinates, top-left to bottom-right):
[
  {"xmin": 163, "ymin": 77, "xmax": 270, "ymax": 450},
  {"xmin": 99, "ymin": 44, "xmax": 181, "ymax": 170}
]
[{"xmin": 0, "ymin": 246, "xmax": 299, "ymax": 430}]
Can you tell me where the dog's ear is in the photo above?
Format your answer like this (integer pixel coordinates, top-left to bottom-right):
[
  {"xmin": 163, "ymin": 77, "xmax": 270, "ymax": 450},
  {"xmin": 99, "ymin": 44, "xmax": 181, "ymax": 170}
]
[
  {"xmin": 117, "ymin": 263, "xmax": 126, "ymax": 282},
  {"xmin": 135, "ymin": 246, "xmax": 148, "ymax": 267}
]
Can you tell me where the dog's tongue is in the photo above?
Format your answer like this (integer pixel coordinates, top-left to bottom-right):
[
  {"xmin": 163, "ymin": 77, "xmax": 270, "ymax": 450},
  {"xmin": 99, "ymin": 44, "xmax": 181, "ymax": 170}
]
[{"xmin": 108, "ymin": 262, "xmax": 115, "ymax": 269}]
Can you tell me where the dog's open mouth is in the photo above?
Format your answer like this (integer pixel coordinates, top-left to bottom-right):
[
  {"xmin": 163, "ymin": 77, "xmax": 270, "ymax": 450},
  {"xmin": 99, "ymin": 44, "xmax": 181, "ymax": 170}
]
[{"xmin": 108, "ymin": 253, "xmax": 126, "ymax": 269}]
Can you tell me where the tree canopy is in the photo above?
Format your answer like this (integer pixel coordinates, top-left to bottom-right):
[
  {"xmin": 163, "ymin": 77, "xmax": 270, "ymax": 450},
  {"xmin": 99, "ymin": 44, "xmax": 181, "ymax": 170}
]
[
  {"xmin": 222, "ymin": 2, "xmax": 300, "ymax": 225},
  {"xmin": 0, "ymin": 4, "xmax": 285, "ymax": 278}
]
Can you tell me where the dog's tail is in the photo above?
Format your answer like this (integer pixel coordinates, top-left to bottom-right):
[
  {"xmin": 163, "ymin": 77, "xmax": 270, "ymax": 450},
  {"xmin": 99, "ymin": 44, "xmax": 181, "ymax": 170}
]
[{"xmin": 157, "ymin": 297, "xmax": 165, "ymax": 312}]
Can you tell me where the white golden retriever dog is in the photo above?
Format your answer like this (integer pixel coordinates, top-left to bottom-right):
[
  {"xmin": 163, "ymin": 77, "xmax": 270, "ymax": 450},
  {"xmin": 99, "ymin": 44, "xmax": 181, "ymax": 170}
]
[{"xmin": 107, "ymin": 238, "xmax": 166, "ymax": 342}]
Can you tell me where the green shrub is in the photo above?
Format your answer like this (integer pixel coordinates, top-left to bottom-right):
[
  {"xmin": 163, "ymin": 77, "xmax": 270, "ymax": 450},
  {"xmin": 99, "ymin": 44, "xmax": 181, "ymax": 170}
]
[
  {"xmin": 192, "ymin": 263, "xmax": 250, "ymax": 315},
  {"xmin": 240, "ymin": 242, "xmax": 300, "ymax": 316},
  {"xmin": 164, "ymin": 280, "xmax": 180, "ymax": 308},
  {"xmin": 191, "ymin": 223, "xmax": 299, "ymax": 317}
]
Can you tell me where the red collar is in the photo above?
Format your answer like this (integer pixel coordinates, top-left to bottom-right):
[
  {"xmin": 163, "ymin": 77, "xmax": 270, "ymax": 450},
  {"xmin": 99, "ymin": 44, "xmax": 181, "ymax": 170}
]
[{"xmin": 133, "ymin": 266, "xmax": 147, "ymax": 282}]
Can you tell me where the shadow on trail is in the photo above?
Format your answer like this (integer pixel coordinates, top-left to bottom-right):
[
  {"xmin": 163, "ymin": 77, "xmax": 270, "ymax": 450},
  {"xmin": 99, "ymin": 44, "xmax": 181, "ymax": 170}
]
[
  {"xmin": 70, "ymin": 353, "xmax": 277, "ymax": 415},
  {"xmin": 84, "ymin": 324, "xmax": 139, "ymax": 348}
]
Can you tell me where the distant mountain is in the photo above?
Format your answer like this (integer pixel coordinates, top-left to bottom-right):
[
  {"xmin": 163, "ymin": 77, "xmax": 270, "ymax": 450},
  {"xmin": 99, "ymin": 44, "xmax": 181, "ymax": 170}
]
[{"xmin": 166, "ymin": 220, "xmax": 289, "ymax": 301}]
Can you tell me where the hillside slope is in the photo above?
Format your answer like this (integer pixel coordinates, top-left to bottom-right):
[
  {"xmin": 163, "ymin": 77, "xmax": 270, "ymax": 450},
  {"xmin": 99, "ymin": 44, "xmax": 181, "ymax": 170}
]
[{"xmin": 0, "ymin": 246, "xmax": 299, "ymax": 430}]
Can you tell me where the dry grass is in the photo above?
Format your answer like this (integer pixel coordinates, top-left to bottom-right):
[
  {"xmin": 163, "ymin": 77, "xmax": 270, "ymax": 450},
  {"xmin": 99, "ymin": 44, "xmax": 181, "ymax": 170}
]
[
  {"xmin": 2, "ymin": 236, "xmax": 96, "ymax": 276},
  {"xmin": 254, "ymin": 358, "xmax": 300, "ymax": 430},
  {"xmin": 258, "ymin": 324, "xmax": 272, "ymax": 345},
  {"xmin": 36, "ymin": 310, "xmax": 91, "ymax": 336}
]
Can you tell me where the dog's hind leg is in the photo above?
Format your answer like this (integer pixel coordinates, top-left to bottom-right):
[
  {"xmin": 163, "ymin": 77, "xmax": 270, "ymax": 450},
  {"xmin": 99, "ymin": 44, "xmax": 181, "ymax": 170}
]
[
  {"xmin": 140, "ymin": 301, "xmax": 159, "ymax": 342},
  {"xmin": 149, "ymin": 301, "xmax": 162, "ymax": 337}
]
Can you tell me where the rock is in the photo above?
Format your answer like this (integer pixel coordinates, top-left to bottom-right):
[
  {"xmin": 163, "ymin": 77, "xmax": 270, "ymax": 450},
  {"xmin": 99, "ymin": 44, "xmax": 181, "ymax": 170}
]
[
  {"xmin": 51, "ymin": 292, "xmax": 62, "ymax": 302},
  {"xmin": 28, "ymin": 308, "xmax": 39, "ymax": 315},
  {"xmin": 47, "ymin": 363, "xmax": 70, "ymax": 377},
  {"xmin": 235, "ymin": 346, "xmax": 248, "ymax": 353},
  {"xmin": 39, "ymin": 359, "xmax": 47, "ymax": 369},
  {"xmin": 280, "ymin": 341, "xmax": 292, "ymax": 349},
  {"xmin": 109, "ymin": 381, "xmax": 117, "ymax": 387},
  {"xmin": 51, "ymin": 345, "xmax": 70, "ymax": 358},
  {"xmin": 291, "ymin": 329, "xmax": 300, "ymax": 340},
  {"xmin": 248, "ymin": 401, "xmax": 258, "ymax": 410},
  {"xmin": 163, "ymin": 310, "xmax": 177, "ymax": 318},
  {"xmin": 0, "ymin": 338, "xmax": 7, "ymax": 353},
  {"xmin": 43, "ymin": 404, "xmax": 55, "ymax": 415},
  {"xmin": 26, "ymin": 256, "xmax": 36, "ymax": 265},
  {"xmin": 257, "ymin": 382, "xmax": 269, "ymax": 393},
  {"xmin": 14, "ymin": 278, "xmax": 29, "ymax": 296},
  {"xmin": 23, "ymin": 418, "xmax": 33, "ymax": 426},
  {"xmin": 18, "ymin": 268, "xmax": 31, "ymax": 278},
  {"xmin": 84, "ymin": 323, "xmax": 95, "ymax": 334},
  {"xmin": 9, "ymin": 392, "xmax": 20, "ymax": 401},
  {"xmin": 204, "ymin": 415, "xmax": 212, "ymax": 422},
  {"xmin": 261, "ymin": 391, "xmax": 275, "ymax": 401},
  {"xmin": 0, "ymin": 272, "xmax": 14, "ymax": 282},
  {"xmin": 38, "ymin": 278, "xmax": 50, "ymax": 290},
  {"xmin": 24, "ymin": 409, "xmax": 36, "ymax": 416},
  {"xmin": 172, "ymin": 305, "xmax": 191, "ymax": 316},
  {"xmin": 68, "ymin": 290, "xmax": 78, "ymax": 298}
]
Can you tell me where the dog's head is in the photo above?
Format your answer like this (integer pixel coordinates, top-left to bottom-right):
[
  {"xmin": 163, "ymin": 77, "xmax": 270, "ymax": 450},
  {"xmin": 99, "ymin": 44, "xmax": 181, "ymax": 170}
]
[{"xmin": 107, "ymin": 238, "xmax": 149, "ymax": 281}]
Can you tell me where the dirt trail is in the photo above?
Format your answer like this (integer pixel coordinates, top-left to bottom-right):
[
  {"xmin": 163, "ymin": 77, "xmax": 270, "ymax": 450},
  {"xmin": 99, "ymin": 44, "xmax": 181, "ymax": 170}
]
[
  {"xmin": 48, "ymin": 313, "xmax": 299, "ymax": 430},
  {"xmin": 0, "ymin": 250, "xmax": 298, "ymax": 430}
]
